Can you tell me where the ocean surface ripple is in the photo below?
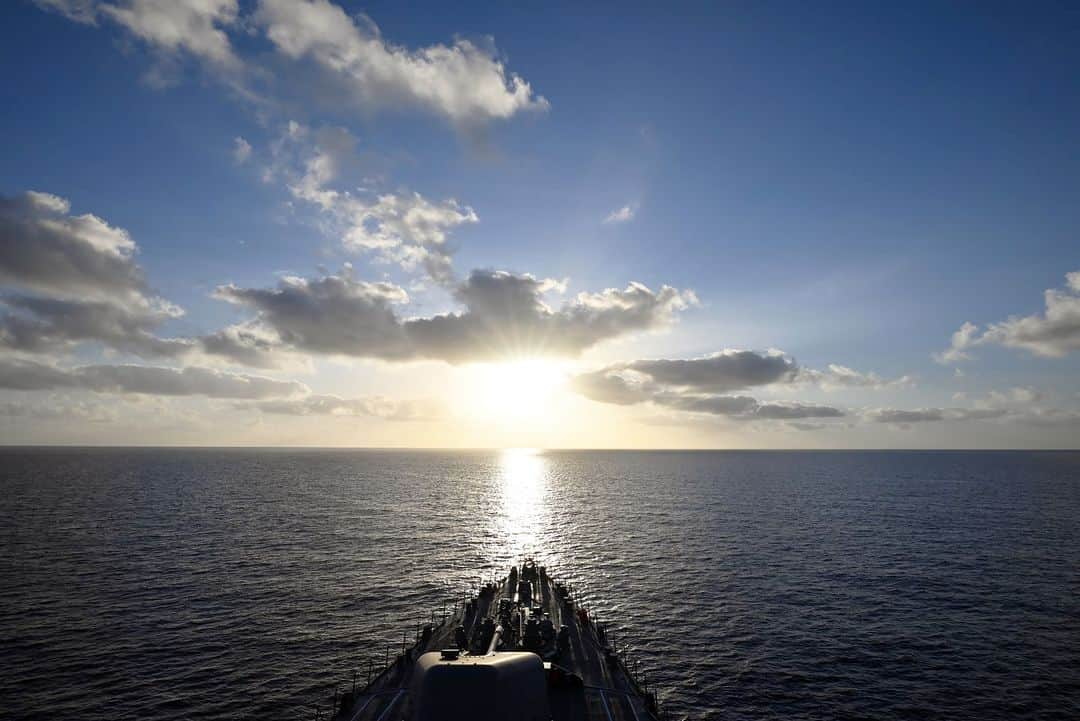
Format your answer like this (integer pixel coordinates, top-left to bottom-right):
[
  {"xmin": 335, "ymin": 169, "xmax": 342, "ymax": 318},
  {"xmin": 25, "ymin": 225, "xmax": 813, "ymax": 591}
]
[{"xmin": 2, "ymin": 449, "xmax": 1079, "ymax": 720}]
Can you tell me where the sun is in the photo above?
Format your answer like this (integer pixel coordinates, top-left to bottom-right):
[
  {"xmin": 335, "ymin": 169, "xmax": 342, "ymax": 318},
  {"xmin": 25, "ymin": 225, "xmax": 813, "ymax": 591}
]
[{"xmin": 462, "ymin": 359, "xmax": 570, "ymax": 424}]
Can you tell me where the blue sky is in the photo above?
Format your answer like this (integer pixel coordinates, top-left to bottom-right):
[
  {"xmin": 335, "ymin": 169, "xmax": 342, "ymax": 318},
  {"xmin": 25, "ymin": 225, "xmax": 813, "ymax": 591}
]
[{"xmin": 1, "ymin": 0, "xmax": 1078, "ymax": 447}]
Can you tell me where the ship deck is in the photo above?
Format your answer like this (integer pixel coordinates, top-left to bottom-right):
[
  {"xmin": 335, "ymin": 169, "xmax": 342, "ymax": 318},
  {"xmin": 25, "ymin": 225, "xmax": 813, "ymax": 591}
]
[{"xmin": 331, "ymin": 563, "xmax": 660, "ymax": 721}]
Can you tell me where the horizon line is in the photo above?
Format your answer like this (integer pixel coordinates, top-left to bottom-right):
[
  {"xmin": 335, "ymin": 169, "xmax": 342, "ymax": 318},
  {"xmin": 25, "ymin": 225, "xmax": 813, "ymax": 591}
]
[{"xmin": 1, "ymin": 445, "xmax": 1077, "ymax": 452}]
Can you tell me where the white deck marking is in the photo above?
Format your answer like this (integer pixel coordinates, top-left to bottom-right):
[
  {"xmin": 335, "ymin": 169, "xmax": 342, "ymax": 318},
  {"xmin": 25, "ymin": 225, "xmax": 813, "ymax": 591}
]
[
  {"xmin": 373, "ymin": 689, "xmax": 404, "ymax": 721},
  {"xmin": 347, "ymin": 694, "xmax": 378, "ymax": 721},
  {"xmin": 349, "ymin": 688, "xmax": 405, "ymax": 721},
  {"xmin": 599, "ymin": 690, "xmax": 615, "ymax": 721}
]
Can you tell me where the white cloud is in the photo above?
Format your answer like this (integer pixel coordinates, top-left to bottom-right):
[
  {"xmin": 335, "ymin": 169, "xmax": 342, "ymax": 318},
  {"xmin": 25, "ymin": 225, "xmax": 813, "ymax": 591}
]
[
  {"xmin": 338, "ymin": 192, "xmax": 477, "ymax": 286},
  {"xmin": 934, "ymin": 321, "xmax": 979, "ymax": 363},
  {"xmin": 1067, "ymin": 271, "xmax": 1080, "ymax": 293},
  {"xmin": 795, "ymin": 363, "xmax": 913, "ymax": 389},
  {"xmin": 232, "ymin": 136, "xmax": 252, "ymax": 164},
  {"xmin": 985, "ymin": 386, "xmax": 1043, "ymax": 405},
  {"xmin": 603, "ymin": 204, "xmax": 636, "ymax": 224},
  {"xmin": 33, "ymin": 0, "xmax": 98, "ymax": 24},
  {"xmin": 253, "ymin": 0, "xmax": 547, "ymax": 126},
  {"xmin": 34, "ymin": 0, "xmax": 546, "ymax": 129},
  {"xmin": 937, "ymin": 272, "xmax": 1080, "ymax": 361},
  {"xmin": 100, "ymin": 0, "xmax": 241, "ymax": 69},
  {"xmin": 280, "ymin": 123, "xmax": 478, "ymax": 285}
]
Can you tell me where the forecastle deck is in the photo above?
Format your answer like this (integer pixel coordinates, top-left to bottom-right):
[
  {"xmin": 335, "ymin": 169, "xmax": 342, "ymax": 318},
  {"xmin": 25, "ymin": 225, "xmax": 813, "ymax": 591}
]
[{"xmin": 323, "ymin": 562, "xmax": 662, "ymax": 721}]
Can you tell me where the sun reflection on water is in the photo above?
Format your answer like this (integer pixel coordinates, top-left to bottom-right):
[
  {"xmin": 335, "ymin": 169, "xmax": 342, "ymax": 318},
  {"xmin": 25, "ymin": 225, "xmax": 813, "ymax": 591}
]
[{"xmin": 494, "ymin": 448, "xmax": 550, "ymax": 566}]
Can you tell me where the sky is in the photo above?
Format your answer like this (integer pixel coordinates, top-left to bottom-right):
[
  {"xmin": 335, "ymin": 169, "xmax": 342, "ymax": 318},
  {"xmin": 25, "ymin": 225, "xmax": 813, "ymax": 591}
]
[{"xmin": 1, "ymin": 0, "xmax": 1078, "ymax": 448}]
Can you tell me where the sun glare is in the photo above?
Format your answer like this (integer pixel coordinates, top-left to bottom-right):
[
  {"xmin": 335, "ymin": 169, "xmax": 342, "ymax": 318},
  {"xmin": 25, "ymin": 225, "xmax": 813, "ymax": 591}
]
[
  {"xmin": 494, "ymin": 448, "xmax": 549, "ymax": 563},
  {"xmin": 463, "ymin": 359, "xmax": 570, "ymax": 424}
]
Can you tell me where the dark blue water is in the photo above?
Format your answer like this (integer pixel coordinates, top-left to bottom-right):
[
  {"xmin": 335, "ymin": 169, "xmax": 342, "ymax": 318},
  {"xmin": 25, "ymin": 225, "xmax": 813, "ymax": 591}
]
[{"xmin": 2, "ymin": 449, "xmax": 1079, "ymax": 720}]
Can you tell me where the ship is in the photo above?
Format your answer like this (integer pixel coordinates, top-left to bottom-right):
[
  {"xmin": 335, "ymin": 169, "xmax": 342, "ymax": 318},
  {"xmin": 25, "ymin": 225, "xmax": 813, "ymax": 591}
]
[{"xmin": 323, "ymin": 559, "xmax": 663, "ymax": 721}]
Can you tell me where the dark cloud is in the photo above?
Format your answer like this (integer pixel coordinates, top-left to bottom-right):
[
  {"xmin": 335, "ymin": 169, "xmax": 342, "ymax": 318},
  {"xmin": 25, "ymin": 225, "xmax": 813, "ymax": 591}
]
[
  {"xmin": 571, "ymin": 358, "xmax": 844, "ymax": 422},
  {"xmin": 752, "ymin": 401, "xmax": 845, "ymax": 419},
  {"xmin": 209, "ymin": 268, "xmax": 696, "ymax": 365},
  {"xmin": 0, "ymin": 358, "xmax": 73, "ymax": 391},
  {"xmin": 654, "ymin": 392, "xmax": 761, "ymax": 416},
  {"xmin": 580, "ymin": 350, "xmax": 907, "ymax": 397},
  {"xmin": 570, "ymin": 369, "xmax": 653, "ymax": 405},
  {"xmin": 406, "ymin": 271, "xmax": 692, "ymax": 363},
  {"xmin": 212, "ymin": 272, "xmax": 412, "ymax": 360},
  {"xmin": 570, "ymin": 349, "xmax": 923, "ymax": 423},
  {"xmin": 867, "ymin": 407, "xmax": 1011, "ymax": 424},
  {"xmin": 0, "ymin": 191, "xmax": 196, "ymax": 360},
  {"xmin": 0, "ymin": 294, "xmax": 190, "ymax": 357},
  {"xmin": 199, "ymin": 324, "xmax": 296, "ymax": 369},
  {"xmin": 0, "ymin": 191, "xmax": 146, "ymax": 299},
  {"xmin": 616, "ymin": 350, "xmax": 796, "ymax": 393}
]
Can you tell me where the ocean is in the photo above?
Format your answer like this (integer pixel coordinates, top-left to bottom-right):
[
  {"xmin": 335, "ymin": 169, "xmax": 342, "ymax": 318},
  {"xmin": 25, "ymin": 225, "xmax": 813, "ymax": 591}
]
[{"xmin": 2, "ymin": 448, "xmax": 1078, "ymax": 720}]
